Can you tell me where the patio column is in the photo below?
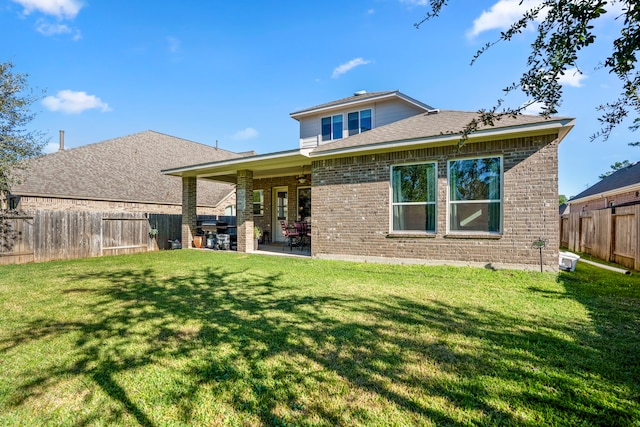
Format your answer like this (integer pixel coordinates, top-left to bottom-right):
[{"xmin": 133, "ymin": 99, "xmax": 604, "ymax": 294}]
[
  {"xmin": 236, "ymin": 169, "xmax": 253, "ymax": 253},
  {"xmin": 181, "ymin": 176, "xmax": 197, "ymax": 248}
]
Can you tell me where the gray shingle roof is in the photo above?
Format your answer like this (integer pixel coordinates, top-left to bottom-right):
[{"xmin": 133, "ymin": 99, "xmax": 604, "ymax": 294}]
[
  {"xmin": 571, "ymin": 161, "xmax": 640, "ymax": 201},
  {"xmin": 311, "ymin": 110, "xmax": 567, "ymax": 154},
  {"xmin": 11, "ymin": 130, "xmax": 241, "ymax": 207},
  {"xmin": 290, "ymin": 90, "xmax": 433, "ymax": 118}
]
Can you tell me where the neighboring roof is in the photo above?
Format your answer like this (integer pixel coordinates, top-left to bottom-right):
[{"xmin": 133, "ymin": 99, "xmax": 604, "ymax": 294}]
[
  {"xmin": 570, "ymin": 161, "xmax": 640, "ymax": 202},
  {"xmin": 311, "ymin": 110, "xmax": 574, "ymax": 156},
  {"xmin": 289, "ymin": 90, "xmax": 434, "ymax": 119},
  {"xmin": 11, "ymin": 130, "xmax": 242, "ymax": 207},
  {"xmin": 559, "ymin": 203, "xmax": 569, "ymax": 215}
]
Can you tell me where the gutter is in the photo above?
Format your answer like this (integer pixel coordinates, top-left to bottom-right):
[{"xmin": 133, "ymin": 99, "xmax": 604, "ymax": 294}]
[
  {"xmin": 568, "ymin": 182, "xmax": 640, "ymax": 206},
  {"xmin": 309, "ymin": 118, "xmax": 575, "ymax": 159}
]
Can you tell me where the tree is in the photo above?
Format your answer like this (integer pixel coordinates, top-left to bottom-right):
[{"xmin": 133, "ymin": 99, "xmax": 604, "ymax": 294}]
[
  {"xmin": 415, "ymin": 1, "xmax": 639, "ymax": 144},
  {"xmin": 559, "ymin": 194, "xmax": 567, "ymax": 205},
  {"xmin": 598, "ymin": 160, "xmax": 632, "ymax": 179},
  {"xmin": 0, "ymin": 60, "xmax": 46, "ymax": 195}
]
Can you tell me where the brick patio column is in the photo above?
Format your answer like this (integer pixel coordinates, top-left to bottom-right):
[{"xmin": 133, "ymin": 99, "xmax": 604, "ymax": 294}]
[
  {"xmin": 236, "ymin": 169, "xmax": 254, "ymax": 253},
  {"xmin": 181, "ymin": 176, "xmax": 197, "ymax": 248}
]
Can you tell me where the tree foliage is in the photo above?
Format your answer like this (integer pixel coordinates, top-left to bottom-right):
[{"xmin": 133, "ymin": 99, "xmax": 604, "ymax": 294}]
[
  {"xmin": 0, "ymin": 61, "xmax": 46, "ymax": 193},
  {"xmin": 415, "ymin": 1, "xmax": 639, "ymax": 144},
  {"xmin": 598, "ymin": 159, "xmax": 632, "ymax": 179}
]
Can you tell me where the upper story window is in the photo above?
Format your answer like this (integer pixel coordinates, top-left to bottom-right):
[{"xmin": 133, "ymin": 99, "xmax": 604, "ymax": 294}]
[
  {"xmin": 391, "ymin": 162, "xmax": 437, "ymax": 232},
  {"xmin": 321, "ymin": 114, "xmax": 343, "ymax": 141},
  {"xmin": 348, "ymin": 109, "xmax": 372, "ymax": 136},
  {"xmin": 448, "ymin": 156, "xmax": 502, "ymax": 233}
]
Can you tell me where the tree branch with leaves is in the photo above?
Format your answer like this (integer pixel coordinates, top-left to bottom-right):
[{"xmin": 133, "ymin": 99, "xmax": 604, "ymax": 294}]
[
  {"xmin": 416, "ymin": 0, "xmax": 639, "ymax": 145},
  {"xmin": 0, "ymin": 60, "xmax": 47, "ymax": 195}
]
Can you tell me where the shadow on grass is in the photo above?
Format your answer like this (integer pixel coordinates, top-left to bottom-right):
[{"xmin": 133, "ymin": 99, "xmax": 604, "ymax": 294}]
[{"xmin": 2, "ymin": 262, "xmax": 640, "ymax": 426}]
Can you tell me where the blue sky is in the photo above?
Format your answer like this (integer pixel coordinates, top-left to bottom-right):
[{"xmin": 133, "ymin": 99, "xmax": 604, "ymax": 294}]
[{"xmin": 3, "ymin": 0, "xmax": 636, "ymax": 198}]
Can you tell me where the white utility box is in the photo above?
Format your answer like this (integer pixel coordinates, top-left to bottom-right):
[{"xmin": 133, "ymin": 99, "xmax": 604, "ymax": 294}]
[{"xmin": 559, "ymin": 251, "xmax": 580, "ymax": 272}]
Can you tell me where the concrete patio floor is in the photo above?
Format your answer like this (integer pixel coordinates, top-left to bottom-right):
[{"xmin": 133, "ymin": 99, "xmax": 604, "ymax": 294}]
[{"xmin": 252, "ymin": 242, "xmax": 311, "ymax": 257}]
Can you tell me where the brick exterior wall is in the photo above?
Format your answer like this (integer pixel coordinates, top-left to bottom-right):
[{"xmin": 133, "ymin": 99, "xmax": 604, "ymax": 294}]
[
  {"xmin": 311, "ymin": 134, "xmax": 560, "ymax": 271},
  {"xmin": 571, "ymin": 188, "xmax": 640, "ymax": 212},
  {"xmin": 181, "ymin": 177, "xmax": 197, "ymax": 248},
  {"xmin": 252, "ymin": 175, "xmax": 309, "ymax": 243},
  {"xmin": 236, "ymin": 170, "xmax": 254, "ymax": 252}
]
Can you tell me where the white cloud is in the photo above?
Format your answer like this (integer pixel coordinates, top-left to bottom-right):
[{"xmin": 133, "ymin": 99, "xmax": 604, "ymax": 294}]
[
  {"xmin": 36, "ymin": 20, "xmax": 81, "ymax": 39},
  {"xmin": 11, "ymin": 0, "xmax": 84, "ymax": 19},
  {"xmin": 557, "ymin": 67, "xmax": 586, "ymax": 87},
  {"xmin": 166, "ymin": 36, "xmax": 181, "ymax": 53},
  {"xmin": 399, "ymin": 0, "xmax": 429, "ymax": 5},
  {"xmin": 232, "ymin": 127, "xmax": 258, "ymax": 141},
  {"xmin": 42, "ymin": 90, "xmax": 111, "ymax": 114},
  {"xmin": 467, "ymin": 0, "xmax": 543, "ymax": 38},
  {"xmin": 43, "ymin": 142, "xmax": 59, "ymax": 154},
  {"xmin": 521, "ymin": 101, "xmax": 547, "ymax": 115},
  {"xmin": 331, "ymin": 57, "xmax": 372, "ymax": 79}
]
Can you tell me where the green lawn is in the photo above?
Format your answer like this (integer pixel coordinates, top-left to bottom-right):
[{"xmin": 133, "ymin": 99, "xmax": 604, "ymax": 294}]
[{"xmin": 1, "ymin": 251, "xmax": 639, "ymax": 426}]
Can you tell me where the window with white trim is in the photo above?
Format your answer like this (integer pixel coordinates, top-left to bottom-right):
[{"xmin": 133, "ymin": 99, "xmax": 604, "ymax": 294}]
[
  {"xmin": 348, "ymin": 109, "xmax": 372, "ymax": 136},
  {"xmin": 391, "ymin": 162, "xmax": 437, "ymax": 232},
  {"xmin": 321, "ymin": 114, "xmax": 343, "ymax": 141},
  {"xmin": 448, "ymin": 156, "xmax": 502, "ymax": 233},
  {"xmin": 253, "ymin": 190, "xmax": 264, "ymax": 216}
]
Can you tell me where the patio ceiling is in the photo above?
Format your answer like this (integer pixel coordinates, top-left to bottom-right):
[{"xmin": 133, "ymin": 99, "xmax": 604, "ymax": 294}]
[{"xmin": 162, "ymin": 149, "xmax": 312, "ymax": 184}]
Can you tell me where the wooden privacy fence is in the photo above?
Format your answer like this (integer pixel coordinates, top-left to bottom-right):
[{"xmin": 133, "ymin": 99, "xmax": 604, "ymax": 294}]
[
  {"xmin": 560, "ymin": 204, "xmax": 640, "ymax": 270},
  {"xmin": 0, "ymin": 211, "xmax": 183, "ymax": 265}
]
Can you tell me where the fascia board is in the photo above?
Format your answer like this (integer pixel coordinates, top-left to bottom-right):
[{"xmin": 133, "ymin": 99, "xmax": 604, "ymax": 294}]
[
  {"xmin": 310, "ymin": 118, "xmax": 575, "ymax": 159},
  {"xmin": 290, "ymin": 91, "xmax": 430, "ymax": 120},
  {"xmin": 162, "ymin": 149, "xmax": 311, "ymax": 178},
  {"xmin": 568, "ymin": 182, "xmax": 640, "ymax": 205}
]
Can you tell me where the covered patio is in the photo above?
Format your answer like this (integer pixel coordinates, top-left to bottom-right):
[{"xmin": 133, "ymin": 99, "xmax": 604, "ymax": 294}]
[{"xmin": 163, "ymin": 149, "xmax": 313, "ymax": 255}]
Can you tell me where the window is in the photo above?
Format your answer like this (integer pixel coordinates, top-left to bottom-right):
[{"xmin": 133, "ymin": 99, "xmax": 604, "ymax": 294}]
[
  {"xmin": 391, "ymin": 163, "xmax": 437, "ymax": 232},
  {"xmin": 297, "ymin": 187, "xmax": 311, "ymax": 220},
  {"xmin": 348, "ymin": 109, "xmax": 372, "ymax": 136},
  {"xmin": 321, "ymin": 114, "xmax": 343, "ymax": 141},
  {"xmin": 224, "ymin": 205, "xmax": 236, "ymax": 216},
  {"xmin": 8, "ymin": 196, "xmax": 19, "ymax": 210},
  {"xmin": 253, "ymin": 190, "xmax": 264, "ymax": 216},
  {"xmin": 448, "ymin": 156, "xmax": 502, "ymax": 233}
]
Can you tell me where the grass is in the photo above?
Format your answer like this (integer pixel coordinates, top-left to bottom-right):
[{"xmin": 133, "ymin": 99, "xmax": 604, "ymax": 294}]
[{"xmin": 1, "ymin": 250, "xmax": 639, "ymax": 426}]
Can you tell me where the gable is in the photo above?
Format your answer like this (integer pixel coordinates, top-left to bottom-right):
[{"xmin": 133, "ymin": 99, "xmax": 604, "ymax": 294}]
[{"xmin": 292, "ymin": 91, "xmax": 435, "ymax": 149}]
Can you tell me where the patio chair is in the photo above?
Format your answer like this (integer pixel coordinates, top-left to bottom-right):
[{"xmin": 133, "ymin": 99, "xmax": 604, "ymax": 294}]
[{"xmin": 280, "ymin": 221, "xmax": 300, "ymax": 251}]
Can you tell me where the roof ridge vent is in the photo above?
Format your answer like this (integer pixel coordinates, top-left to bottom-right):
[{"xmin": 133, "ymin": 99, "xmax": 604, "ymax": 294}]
[{"xmin": 354, "ymin": 90, "xmax": 367, "ymax": 96}]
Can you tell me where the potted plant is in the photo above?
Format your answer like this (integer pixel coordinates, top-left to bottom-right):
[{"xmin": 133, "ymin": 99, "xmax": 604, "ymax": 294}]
[
  {"xmin": 254, "ymin": 226, "xmax": 262, "ymax": 250},
  {"xmin": 149, "ymin": 228, "xmax": 159, "ymax": 239}
]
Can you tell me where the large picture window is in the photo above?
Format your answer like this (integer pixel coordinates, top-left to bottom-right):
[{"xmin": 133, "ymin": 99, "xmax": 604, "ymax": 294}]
[
  {"xmin": 253, "ymin": 190, "xmax": 264, "ymax": 216},
  {"xmin": 448, "ymin": 156, "xmax": 502, "ymax": 233},
  {"xmin": 391, "ymin": 162, "xmax": 437, "ymax": 232}
]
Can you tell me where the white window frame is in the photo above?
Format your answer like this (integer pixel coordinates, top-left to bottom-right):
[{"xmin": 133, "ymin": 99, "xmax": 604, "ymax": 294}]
[
  {"xmin": 253, "ymin": 189, "xmax": 264, "ymax": 216},
  {"xmin": 321, "ymin": 114, "xmax": 344, "ymax": 141},
  {"xmin": 347, "ymin": 108, "xmax": 372, "ymax": 136},
  {"xmin": 390, "ymin": 161, "xmax": 438, "ymax": 234},
  {"xmin": 447, "ymin": 155, "xmax": 503, "ymax": 235}
]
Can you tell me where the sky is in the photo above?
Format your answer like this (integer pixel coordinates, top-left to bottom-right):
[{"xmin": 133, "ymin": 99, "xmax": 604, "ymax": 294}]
[{"xmin": 2, "ymin": 0, "xmax": 637, "ymax": 198}]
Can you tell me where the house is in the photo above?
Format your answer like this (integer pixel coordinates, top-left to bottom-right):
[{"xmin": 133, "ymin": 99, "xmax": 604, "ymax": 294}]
[
  {"xmin": 566, "ymin": 161, "xmax": 640, "ymax": 212},
  {"xmin": 164, "ymin": 90, "xmax": 574, "ymax": 271},
  {"xmin": 4, "ymin": 130, "xmax": 245, "ymax": 215}
]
